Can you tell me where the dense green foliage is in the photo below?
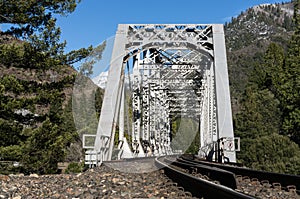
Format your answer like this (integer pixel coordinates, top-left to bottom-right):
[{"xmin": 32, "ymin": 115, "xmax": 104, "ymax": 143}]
[
  {"xmin": 64, "ymin": 162, "xmax": 85, "ymax": 174},
  {"xmin": 245, "ymin": 134, "xmax": 300, "ymax": 174},
  {"xmin": 0, "ymin": 72, "xmax": 78, "ymax": 174},
  {"xmin": 231, "ymin": 0, "xmax": 300, "ymax": 174},
  {"xmin": 0, "ymin": 0, "xmax": 104, "ymax": 174},
  {"xmin": 0, "ymin": 0, "xmax": 80, "ymax": 38}
]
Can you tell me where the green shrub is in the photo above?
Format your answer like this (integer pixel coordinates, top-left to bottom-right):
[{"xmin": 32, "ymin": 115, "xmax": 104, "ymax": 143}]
[{"xmin": 65, "ymin": 162, "xmax": 84, "ymax": 174}]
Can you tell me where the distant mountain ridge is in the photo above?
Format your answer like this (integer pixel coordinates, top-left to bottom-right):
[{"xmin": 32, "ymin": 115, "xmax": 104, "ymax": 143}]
[{"xmin": 225, "ymin": 1, "xmax": 295, "ymax": 113}]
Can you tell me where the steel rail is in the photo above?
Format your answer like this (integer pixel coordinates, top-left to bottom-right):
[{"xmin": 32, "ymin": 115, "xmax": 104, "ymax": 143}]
[
  {"xmin": 180, "ymin": 154, "xmax": 300, "ymax": 193},
  {"xmin": 163, "ymin": 156, "xmax": 237, "ymax": 189},
  {"xmin": 155, "ymin": 156, "xmax": 255, "ymax": 199}
]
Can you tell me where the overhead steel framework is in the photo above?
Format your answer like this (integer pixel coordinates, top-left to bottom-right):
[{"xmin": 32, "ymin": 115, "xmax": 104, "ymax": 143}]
[{"xmin": 84, "ymin": 24, "xmax": 238, "ymax": 165}]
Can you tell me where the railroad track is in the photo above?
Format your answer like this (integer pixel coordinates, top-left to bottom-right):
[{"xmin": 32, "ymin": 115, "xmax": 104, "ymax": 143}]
[{"xmin": 155, "ymin": 155, "xmax": 300, "ymax": 199}]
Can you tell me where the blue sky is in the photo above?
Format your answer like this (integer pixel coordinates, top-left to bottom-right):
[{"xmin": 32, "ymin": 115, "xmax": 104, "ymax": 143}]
[{"xmin": 56, "ymin": 0, "xmax": 289, "ymax": 53}]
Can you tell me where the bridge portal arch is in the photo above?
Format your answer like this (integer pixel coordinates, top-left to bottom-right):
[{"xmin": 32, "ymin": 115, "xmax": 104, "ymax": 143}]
[{"xmin": 87, "ymin": 24, "xmax": 236, "ymax": 164}]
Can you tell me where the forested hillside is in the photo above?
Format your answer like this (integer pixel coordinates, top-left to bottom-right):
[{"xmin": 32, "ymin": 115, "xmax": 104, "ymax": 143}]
[{"xmin": 226, "ymin": 0, "xmax": 300, "ymax": 174}]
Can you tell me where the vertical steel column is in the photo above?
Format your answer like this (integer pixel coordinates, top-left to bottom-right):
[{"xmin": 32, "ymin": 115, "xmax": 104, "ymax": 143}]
[
  {"xmin": 119, "ymin": 80, "xmax": 125, "ymax": 141},
  {"xmin": 212, "ymin": 24, "xmax": 236, "ymax": 162},
  {"xmin": 131, "ymin": 55, "xmax": 145, "ymax": 157},
  {"xmin": 94, "ymin": 24, "xmax": 127, "ymax": 161},
  {"xmin": 200, "ymin": 72, "xmax": 209, "ymax": 151},
  {"xmin": 141, "ymin": 66, "xmax": 150, "ymax": 142}
]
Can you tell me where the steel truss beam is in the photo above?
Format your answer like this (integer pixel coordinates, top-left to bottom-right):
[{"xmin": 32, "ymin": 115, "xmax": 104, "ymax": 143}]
[{"xmin": 89, "ymin": 24, "xmax": 236, "ymax": 164}]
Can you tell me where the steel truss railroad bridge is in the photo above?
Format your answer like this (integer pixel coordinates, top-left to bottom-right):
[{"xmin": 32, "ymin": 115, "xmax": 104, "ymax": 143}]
[{"xmin": 84, "ymin": 24, "xmax": 239, "ymax": 165}]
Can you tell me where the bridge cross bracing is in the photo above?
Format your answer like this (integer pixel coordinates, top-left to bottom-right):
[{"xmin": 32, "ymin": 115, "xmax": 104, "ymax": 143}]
[{"xmin": 84, "ymin": 24, "xmax": 237, "ymax": 165}]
